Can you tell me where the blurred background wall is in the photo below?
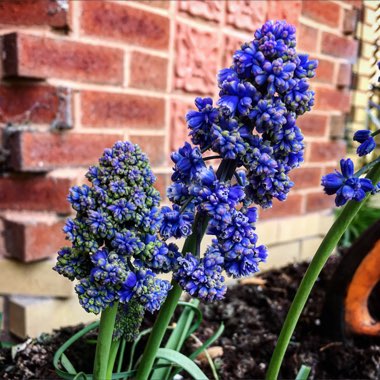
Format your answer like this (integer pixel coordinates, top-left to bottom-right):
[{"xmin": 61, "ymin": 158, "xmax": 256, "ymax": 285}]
[{"xmin": 0, "ymin": 0, "xmax": 378, "ymax": 338}]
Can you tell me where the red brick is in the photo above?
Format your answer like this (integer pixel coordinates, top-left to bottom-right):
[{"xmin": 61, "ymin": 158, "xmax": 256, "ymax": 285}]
[
  {"xmin": 297, "ymin": 114, "xmax": 328, "ymax": 137},
  {"xmin": 170, "ymin": 100, "xmax": 192, "ymax": 151},
  {"xmin": 302, "ymin": 1, "xmax": 340, "ymax": 27},
  {"xmin": 81, "ymin": 1, "xmax": 169, "ymax": 50},
  {"xmin": 337, "ymin": 63, "xmax": 352, "ymax": 87},
  {"xmin": 297, "ymin": 23, "xmax": 318, "ymax": 53},
  {"xmin": 309, "ymin": 141, "xmax": 346, "ymax": 163},
  {"xmin": 260, "ymin": 195, "xmax": 303, "ymax": 220},
  {"xmin": 140, "ymin": 0, "xmax": 169, "ymax": 9},
  {"xmin": 81, "ymin": 91, "xmax": 165, "ymax": 129},
  {"xmin": 314, "ymin": 87, "xmax": 351, "ymax": 113},
  {"xmin": 2, "ymin": 33, "xmax": 123, "ymax": 85},
  {"xmin": 315, "ymin": 59, "xmax": 335, "ymax": 84},
  {"xmin": 7, "ymin": 130, "xmax": 123, "ymax": 172},
  {"xmin": 175, "ymin": 23, "xmax": 218, "ymax": 94},
  {"xmin": 343, "ymin": 9, "xmax": 358, "ymax": 35},
  {"xmin": 306, "ymin": 191, "xmax": 335, "ymax": 212},
  {"xmin": 329, "ymin": 114, "xmax": 346, "ymax": 138},
  {"xmin": 0, "ymin": 0, "xmax": 68, "ymax": 28},
  {"xmin": 130, "ymin": 135, "xmax": 166, "ymax": 166},
  {"xmin": 0, "ymin": 175, "xmax": 74, "ymax": 214},
  {"xmin": 179, "ymin": 1, "xmax": 223, "ymax": 22},
  {"xmin": 290, "ymin": 167, "xmax": 322, "ymax": 190},
  {"xmin": 3, "ymin": 213, "xmax": 66, "ymax": 262},
  {"xmin": 346, "ymin": 0, "xmax": 362, "ymax": 8},
  {"xmin": 154, "ymin": 173, "xmax": 169, "ymax": 200},
  {"xmin": 267, "ymin": 0, "xmax": 302, "ymax": 26},
  {"xmin": 226, "ymin": 1, "xmax": 267, "ymax": 32},
  {"xmin": 0, "ymin": 85, "xmax": 63, "ymax": 125},
  {"xmin": 129, "ymin": 52, "xmax": 168, "ymax": 91},
  {"xmin": 321, "ymin": 32, "xmax": 358, "ymax": 61}
]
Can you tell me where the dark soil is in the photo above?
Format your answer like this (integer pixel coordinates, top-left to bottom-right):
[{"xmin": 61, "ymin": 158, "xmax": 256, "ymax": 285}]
[{"xmin": 1, "ymin": 256, "xmax": 380, "ymax": 379}]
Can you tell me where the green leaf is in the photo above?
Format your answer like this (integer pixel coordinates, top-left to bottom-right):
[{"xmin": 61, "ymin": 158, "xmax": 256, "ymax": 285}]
[
  {"xmin": 61, "ymin": 353, "xmax": 77, "ymax": 375},
  {"xmin": 295, "ymin": 364, "xmax": 311, "ymax": 380},
  {"xmin": 73, "ymin": 372, "xmax": 88, "ymax": 380},
  {"xmin": 156, "ymin": 348, "xmax": 208, "ymax": 380},
  {"xmin": 151, "ymin": 300, "xmax": 201, "ymax": 380}
]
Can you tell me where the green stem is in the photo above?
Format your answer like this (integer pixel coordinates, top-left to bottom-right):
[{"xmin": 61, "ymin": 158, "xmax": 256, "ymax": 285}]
[
  {"xmin": 93, "ymin": 303, "xmax": 119, "ymax": 380},
  {"xmin": 355, "ymin": 156, "xmax": 380, "ymax": 177},
  {"xmin": 135, "ymin": 281, "xmax": 183, "ymax": 380},
  {"xmin": 266, "ymin": 162, "xmax": 380, "ymax": 380},
  {"xmin": 106, "ymin": 339, "xmax": 121, "ymax": 379}
]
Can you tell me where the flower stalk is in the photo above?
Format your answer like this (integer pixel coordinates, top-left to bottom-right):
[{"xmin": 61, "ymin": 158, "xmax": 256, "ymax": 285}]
[
  {"xmin": 93, "ymin": 302, "xmax": 119, "ymax": 380},
  {"xmin": 266, "ymin": 161, "xmax": 380, "ymax": 380}
]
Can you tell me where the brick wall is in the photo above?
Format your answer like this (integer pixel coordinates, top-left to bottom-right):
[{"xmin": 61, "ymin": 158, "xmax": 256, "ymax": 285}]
[{"xmin": 0, "ymin": 0, "xmax": 366, "ymax": 337}]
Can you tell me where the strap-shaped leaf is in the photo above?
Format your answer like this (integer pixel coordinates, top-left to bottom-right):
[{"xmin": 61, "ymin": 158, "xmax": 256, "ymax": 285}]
[
  {"xmin": 156, "ymin": 348, "xmax": 208, "ymax": 380},
  {"xmin": 295, "ymin": 364, "xmax": 311, "ymax": 380}
]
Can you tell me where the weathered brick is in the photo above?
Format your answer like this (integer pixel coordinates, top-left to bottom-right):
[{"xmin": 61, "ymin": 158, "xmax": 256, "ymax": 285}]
[
  {"xmin": 170, "ymin": 100, "xmax": 192, "ymax": 151},
  {"xmin": 337, "ymin": 63, "xmax": 352, "ymax": 87},
  {"xmin": 302, "ymin": 1, "xmax": 340, "ymax": 27},
  {"xmin": 0, "ymin": 84, "xmax": 64, "ymax": 125},
  {"xmin": 129, "ymin": 52, "xmax": 168, "ymax": 91},
  {"xmin": 262, "ymin": 241, "xmax": 300, "ymax": 270},
  {"xmin": 7, "ymin": 130, "xmax": 123, "ymax": 172},
  {"xmin": 154, "ymin": 173, "xmax": 169, "ymax": 200},
  {"xmin": 343, "ymin": 9, "xmax": 358, "ymax": 35},
  {"xmin": 314, "ymin": 87, "xmax": 351, "ymax": 113},
  {"xmin": 290, "ymin": 167, "xmax": 322, "ymax": 190},
  {"xmin": 0, "ymin": 0, "xmax": 68, "ymax": 28},
  {"xmin": 223, "ymin": 34, "xmax": 245, "ymax": 68},
  {"xmin": 329, "ymin": 114, "xmax": 346, "ymax": 139},
  {"xmin": 306, "ymin": 192, "xmax": 335, "ymax": 212},
  {"xmin": 309, "ymin": 141, "xmax": 346, "ymax": 163},
  {"xmin": 262, "ymin": 241, "xmax": 301, "ymax": 270},
  {"xmin": 3, "ymin": 212, "xmax": 66, "ymax": 262},
  {"xmin": 226, "ymin": 1, "xmax": 267, "ymax": 32},
  {"xmin": 130, "ymin": 135, "xmax": 166, "ymax": 166},
  {"xmin": 315, "ymin": 59, "xmax": 335, "ymax": 84},
  {"xmin": 81, "ymin": 91, "xmax": 165, "ymax": 129},
  {"xmin": 0, "ymin": 175, "xmax": 74, "ymax": 214},
  {"xmin": 81, "ymin": 1, "xmax": 169, "ymax": 50},
  {"xmin": 9, "ymin": 296, "xmax": 96, "ymax": 339},
  {"xmin": 260, "ymin": 195, "xmax": 303, "ymax": 220},
  {"xmin": 174, "ymin": 22, "xmax": 218, "ymax": 94},
  {"xmin": 2, "ymin": 33, "xmax": 123, "ymax": 85},
  {"xmin": 297, "ymin": 23, "xmax": 318, "ymax": 53},
  {"xmin": 321, "ymin": 32, "xmax": 358, "ymax": 61},
  {"xmin": 139, "ymin": 0, "xmax": 169, "ymax": 9},
  {"xmin": 297, "ymin": 114, "xmax": 328, "ymax": 137},
  {"xmin": 178, "ymin": 0, "xmax": 223, "ymax": 22},
  {"xmin": 267, "ymin": 0, "xmax": 302, "ymax": 26},
  {"xmin": 0, "ymin": 258, "xmax": 74, "ymax": 297}
]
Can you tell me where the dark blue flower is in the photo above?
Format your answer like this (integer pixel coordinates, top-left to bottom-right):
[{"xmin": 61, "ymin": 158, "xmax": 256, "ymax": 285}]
[
  {"xmin": 171, "ymin": 142, "xmax": 205, "ymax": 183},
  {"xmin": 321, "ymin": 158, "xmax": 374, "ymax": 206},
  {"xmin": 249, "ymin": 99, "xmax": 287, "ymax": 133},
  {"xmin": 218, "ymin": 79, "xmax": 260, "ymax": 116},
  {"xmin": 186, "ymin": 97, "xmax": 218, "ymax": 149},
  {"xmin": 353, "ymin": 130, "xmax": 376, "ymax": 157},
  {"xmin": 160, "ymin": 204, "xmax": 194, "ymax": 239},
  {"xmin": 174, "ymin": 247, "xmax": 226, "ymax": 302}
]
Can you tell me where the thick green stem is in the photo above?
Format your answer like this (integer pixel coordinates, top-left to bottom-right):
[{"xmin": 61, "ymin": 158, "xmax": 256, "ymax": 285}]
[
  {"xmin": 106, "ymin": 339, "xmax": 121, "ymax": 379},
  {"xmin": 93, "ymin": 303, "xmax": 119, "ymax": 380},
  {"xmin": 135, "ymin": 281, "xmax": 183, "ymax": 380},
  {"xmin": 266, "ymin": 162, "xmax": 380, "ymax": 380}
]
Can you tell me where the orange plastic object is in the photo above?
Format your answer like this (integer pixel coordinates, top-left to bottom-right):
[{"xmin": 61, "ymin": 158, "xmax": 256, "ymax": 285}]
[{"xmin": 345, "ymin": 239, "xmax": 380, "ymax": 336}]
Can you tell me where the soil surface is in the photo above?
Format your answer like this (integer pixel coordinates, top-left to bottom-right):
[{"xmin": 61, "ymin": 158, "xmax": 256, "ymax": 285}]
[{"xmin": 1, "ymin": 256, "xmax": 380, "ymax": 379}]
